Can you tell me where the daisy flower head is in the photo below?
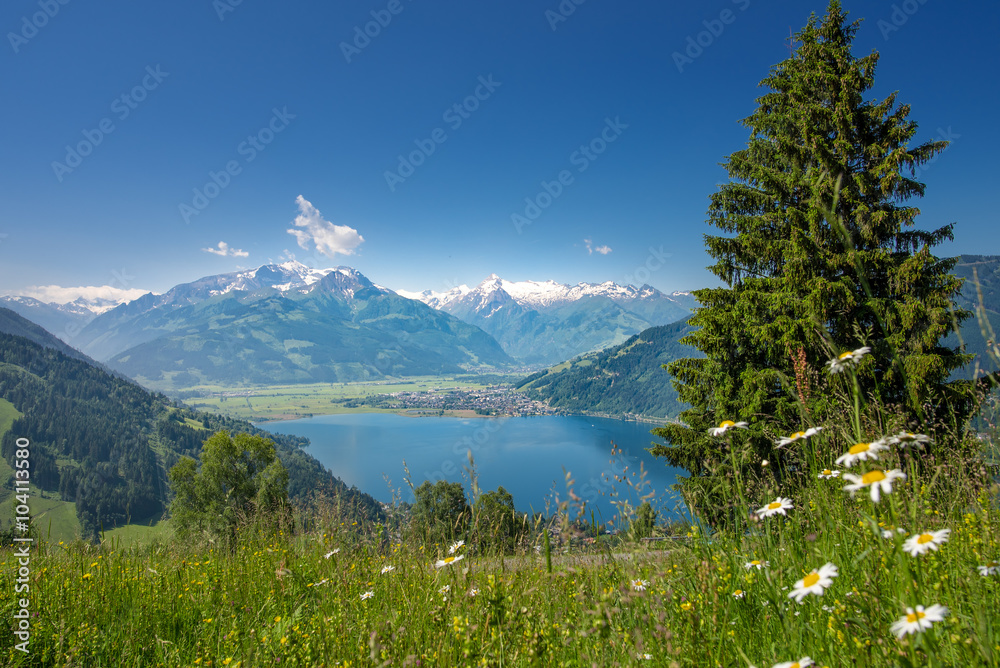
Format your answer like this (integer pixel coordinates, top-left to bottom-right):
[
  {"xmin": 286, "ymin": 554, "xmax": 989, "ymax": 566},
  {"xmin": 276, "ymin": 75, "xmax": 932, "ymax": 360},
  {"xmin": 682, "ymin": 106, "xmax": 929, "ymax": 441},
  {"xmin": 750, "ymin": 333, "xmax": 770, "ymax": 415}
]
[
  {"xmin": 827, "ymin": 346, "xmax": 871, "ymax": 373},
  {"xmin": 434, "ymin": 554, "xmax": 465, "ymax": 569},
  {"xmin": 324, "ymin": 549, "xmax": 340, "ymax": 559},
  {"xmin": 776, "ymin": 427, "xmax": 822, "ymax": 448},
  {"xmin": 756, "ymin": 497, "xmax": 793, "ymax": 518},
  {"xmin": 360, "ymin": 590, "xmax": 374, "ymax": 601},
  {"xmin": 818, "ymin": 469, "xmax": 840, "ymax": 479},
  {"xmin": 881, "ymin": 527, "xmax": 906, "ymax": 539},
  {"xmin": 744, "ymin": 559, "xmax": 768, "ymax": 570},
  {"xmin": 787, "ymin": 562, "xmax": 838, "ymax": 603},
  {"xmin": 439, "ymin": 585, "xmax": 450, "ymax": 594},
  {"xmin": 773, "ymin": 656, "xmax": 813, "ymax": 668},
  {"xmin": 468, "ymin": 588, "xmax": 479, "ymax": 597},
  {"xmin": 887, "ymin": 431, "xmax": 930, "ymax": 449},
  {"xmin": 835, "ymin": 440, "xmax": 888, "ymax": 468},
  {"xmin": 902, "ymin": 529, "xmax": 951, "ymax": 557},
  {"xmin": 708, "ymin": 420, "xmax": 748, "ymax": 436},
  {"xmin": 842, "ymin": 469, "xmax": 905, "ymax": 503},
  {"xmin": 978, "ymin": 561, "xmax": 999, "ymax": 576},
  {"xmin": 380, "ymin": 565, "xmax": 396, "ymax": 575},
  {"xmin": 448, "ymin": 540, "xmax": 465, "ymax": 555},
  {"xmin": 631, "ymin": 579, "xmax": 649, "ymax": 592},
  {"xmin": 890, "ymin": 604, "xmax": 948, "ymax": 639},
  {"xmin": 732, "ymin": 589, "xmax": 746, "ymax": 599}
]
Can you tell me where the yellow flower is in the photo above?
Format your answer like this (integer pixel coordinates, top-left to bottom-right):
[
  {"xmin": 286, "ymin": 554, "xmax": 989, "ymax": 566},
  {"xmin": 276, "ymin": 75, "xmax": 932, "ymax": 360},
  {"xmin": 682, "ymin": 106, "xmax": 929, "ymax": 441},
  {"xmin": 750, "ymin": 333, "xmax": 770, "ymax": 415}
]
[{"xmin": 680, "ymin": 601, "xmax": 693, "ymax": 611}]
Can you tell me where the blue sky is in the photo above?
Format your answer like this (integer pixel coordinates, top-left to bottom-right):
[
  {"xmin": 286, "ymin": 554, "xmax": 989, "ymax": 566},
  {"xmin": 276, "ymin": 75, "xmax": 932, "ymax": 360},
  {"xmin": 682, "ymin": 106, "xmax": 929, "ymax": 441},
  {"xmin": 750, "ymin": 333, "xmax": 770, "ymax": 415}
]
[{"xmin": 1, "ymin": 0, "xmax": 997, "ymax": 303}]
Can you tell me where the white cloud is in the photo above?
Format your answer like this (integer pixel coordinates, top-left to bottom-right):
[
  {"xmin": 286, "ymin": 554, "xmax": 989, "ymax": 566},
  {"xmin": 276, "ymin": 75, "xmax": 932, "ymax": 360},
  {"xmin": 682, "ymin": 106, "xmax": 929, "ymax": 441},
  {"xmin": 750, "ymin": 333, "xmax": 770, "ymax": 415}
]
[
  {"xmin": 202, "ymin": 241, "xmax": 249, "ymax": 258},
  {"xmin": 287, "ymin": 195, "xmax": 364, "ymax": 258},
  {"xmin": 584, "ymin": 239, "xmax": 613, "ymax": 255},
  {"xmin": 15, "ymin": 285, "xmax": 149, "ymax": 305}
]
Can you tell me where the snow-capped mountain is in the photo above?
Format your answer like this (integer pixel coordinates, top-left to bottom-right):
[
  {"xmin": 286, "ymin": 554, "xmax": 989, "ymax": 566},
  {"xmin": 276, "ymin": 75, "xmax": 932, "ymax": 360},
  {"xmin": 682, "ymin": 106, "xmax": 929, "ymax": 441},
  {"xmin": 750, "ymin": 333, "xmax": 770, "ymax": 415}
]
[{"xmin": 399, "ymin": 274, "xmax": 698, "ymax": 366}]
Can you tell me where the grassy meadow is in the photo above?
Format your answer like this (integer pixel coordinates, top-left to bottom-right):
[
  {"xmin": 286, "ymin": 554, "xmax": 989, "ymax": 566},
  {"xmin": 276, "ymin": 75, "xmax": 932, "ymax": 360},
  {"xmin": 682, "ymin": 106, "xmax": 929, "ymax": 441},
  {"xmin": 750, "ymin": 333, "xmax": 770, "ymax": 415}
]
[{"xmin": 2, "ymin": 403, "xmax": 998, "ymax": 666}]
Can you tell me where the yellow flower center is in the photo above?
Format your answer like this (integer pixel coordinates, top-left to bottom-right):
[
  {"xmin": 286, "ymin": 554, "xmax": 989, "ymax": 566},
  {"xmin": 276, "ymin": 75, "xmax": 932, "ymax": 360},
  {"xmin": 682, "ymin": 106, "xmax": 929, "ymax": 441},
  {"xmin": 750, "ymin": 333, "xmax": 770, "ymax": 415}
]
[
  {"xmin": 822, "ymin": 469, "xmax": 832, "ymax": 475},
  {"xmin": 861, "ymin": 470, "xmax": 886, "ymax": 484},
  {"xmin": 734, "ymin": 590, "xmax": 743, "ymax": 596},
  {"xmin": 443, "ymin": 556, "xmax": 455, "ymax": 564},
  {"xmin": 791, "ymin": 663, "xmax": 801, "ymax": 668},
  {"xmin": 751, "ymin": 560, "xmax": 761, "ymax": 566},
  {"xmin": 848, "ymin": 442, "xmax": 870, "ymax": 454},
  {"xmin": 917, "ymin": 533, "xmax": 934, "ymax": 544},
  {"xmin": 838, "ymin": 351, "xmax": 852, "ymax": 360},
  {"xmin": 720, "ymin": 420, "xmax": 735, "ymax": 428},
  {"xmin": 906, "ymin": 610, "xmax": 926, "ymax": 623},
  {"xmin": 768, "ymin": 501, "xmax": 782, "ymax": 510},
  {"xmin": 790, "ymin": 431, "xmax": 805, "ymax": 440},
  {"xmin": 802, "ymin": 573, "xmax": 820, "ymax": 587}
]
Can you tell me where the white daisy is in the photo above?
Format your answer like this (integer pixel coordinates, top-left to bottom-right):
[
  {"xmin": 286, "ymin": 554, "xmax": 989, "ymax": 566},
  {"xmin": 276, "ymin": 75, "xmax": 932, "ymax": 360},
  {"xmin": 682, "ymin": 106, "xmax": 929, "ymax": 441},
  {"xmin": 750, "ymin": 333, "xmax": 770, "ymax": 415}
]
[
  {"xmin": 732, "ymin": 589, "xmax": 746, "ymax": 599},
  {"xmin": 434, "ymin": 554, "xmax": 465, "ymax": 568},
  {"xmin": 756, "ymin": 497, "xmax": 793, "ymax": 518},
  {"xmin": 887, "ymin": 431, "xmax": 930, "ymax": 449},
  {"xmin": 842, "ymin": 469, "xmax": 906, "ymax": 503},
  {"xmin": 776, "ymin": 427, "xmax": 822, "ymax": 448},
  {"xmin": 787, "ymin": 563, "xmax": 838, "ymax": 603},
  {"xmin": 890, "ymin": 603, "xmax": 948, "ymax": 638},
  {"xmin": 638, "ymin": 653, "xmax": 653, "ymax": 660},
  {"xmin": 818, "ymin": 469, "xmax": 840, "ymax": 479},
  {"xmin": 835, "ymin": 441, "xmax": 888, "ymax": 468},
  {"xmin": 902, "ymin": 529, "xmax": 951, "ymax": 557},
  {"xmin": 827, "ymin": 346, "xmax": 871, "ymax": 373},
  {"xmin": 744, "ymin": 559, "xmax": 768, "ymax": 570},
  {"xmin": 439, "ymin": 584, "xmax": 451, "ymax": 594},
  {"xmin": 978, "ymin": 561, "xmax": 999, "ymax": 576},
  {"xmin": 324, "ymin": 549, "xmax": 340, "ymax": 559},
  {"xmin": 448, "ymin": 540, "xmax": 465, "ymax": 555},
  {"xmin": 631, "ymin": 579, "xmax": 649, "ymax": 591},
  {"xmin": 772, "ymin": 656, "xmax": 813, "ymax": 668},
  {"xmin": 380, "ymin": 565, "xmax": 396, "ymax": 575},
  {"xmin": 708, "ymin": 420, "xmax": 748, "ymax": 436},
  {"xmin": 360, "ymin": 590, "xmax": 374, "ymax": 601},
  {"xmin": 881, "ymin": 527, "xmax": 906, "ymax": 539},
  {"xmin": 468, "ymin": 588, "xmax": 479, "ymax": 597}
]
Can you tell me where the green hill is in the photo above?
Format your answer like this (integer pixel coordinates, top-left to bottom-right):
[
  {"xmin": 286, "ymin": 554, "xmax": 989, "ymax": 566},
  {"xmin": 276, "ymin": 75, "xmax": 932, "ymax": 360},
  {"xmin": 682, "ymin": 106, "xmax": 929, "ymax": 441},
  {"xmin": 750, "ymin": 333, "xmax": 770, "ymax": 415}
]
[
  {"xmin": 0, "ymin": 329, "xmax": 382, "ymax": 541},
  {"xmin": 516, "ymin": 318, "xmax": 699, "ymax": 419}
]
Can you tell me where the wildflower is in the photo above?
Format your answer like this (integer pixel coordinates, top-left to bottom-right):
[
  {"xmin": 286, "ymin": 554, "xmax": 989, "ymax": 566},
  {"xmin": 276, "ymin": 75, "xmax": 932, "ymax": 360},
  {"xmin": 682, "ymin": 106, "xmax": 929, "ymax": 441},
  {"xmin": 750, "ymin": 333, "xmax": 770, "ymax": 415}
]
[
  {"xmin": 324, "ymin": 549, "xmax": 340, "ymax": 559},
  {"xmin": 902, "ymin": 529, "xmax": 951, "ymax": 557},
  {"xmin": 978, "ymin": 561, "xmax": 999, "ymax": 576},
  {"xmin": 835, "ymin": 441, "xmax": 888, "ymax": 467},
  {"xmin": 439, "ymin": 585, "xmax": 451, "ymax": 595},
  {"xmin": 380, "ymin": 565, "xmax": 396, "ymax": 575},
  {"xmin": 887, "ymin": 431, "xmax": 930, "ymax": 449},
  {"xmin": 435, "ymin": 554, "xmax": 465, "ymax": 568},
  {"xmin": 787, "ymin": 563, "xmax": 838, "ymax": 603},
  {"xmin": 708, "ymin": 420, "xmax": 748, "ymax": 436},
  {"xmin": 680, "ymin": 601, "xmax": 693, "ymax": 611},
  {"xmin": 881, "ymin": 528, "xmax": 906, "ymax": 539},
  {"xmin": 631, "ymin": 579, "xmax": 649, "ymax": 592},
  {"xmin": 776, "ymin": 427, "xmax": 822, "ymax": 448},
  {"xmin": 638, "ymin": 653, "xmax": 653, "ymax": 660},
  {"xmin": 468, "ymin": 588, "xmax": 479, "ymax": 597},
  {"xmin": 827, "ymin": 346, "xmax": 871, "ymax": 373},
  {"xmin": 842, "ymin": 469, "xmax": 906, "ymax": 503},
  {"xmin": 773, "ymin": 657, "xmax": 812, "ymax": 668},
  {"xmin": 818, "ymin": 469, "xmax": 840, "ymax": 479},
  {"xmin": 761, "ymin": 459, "xmax": 769, "ymax": 467},
  {"xmin": 756, "ymin": 497, "xmax": 793, "ymax": 518},
  {"xmin": 745, "ymin": 559, "xmax": 768, "ymax": 570},
  {"xmin": 360, "ymin": 591, "xmax": 374, "ymax": 600},
  {"xmin": 890, "ymin": 604, "xmax": 948, "ymax": 639},
  {"xmin": 448, "ymin": 540, "xmax": 465, "ymax": 555},
  {"xmin": 733, "ymin": 589, "xmax": 745, "ymax": 599}
]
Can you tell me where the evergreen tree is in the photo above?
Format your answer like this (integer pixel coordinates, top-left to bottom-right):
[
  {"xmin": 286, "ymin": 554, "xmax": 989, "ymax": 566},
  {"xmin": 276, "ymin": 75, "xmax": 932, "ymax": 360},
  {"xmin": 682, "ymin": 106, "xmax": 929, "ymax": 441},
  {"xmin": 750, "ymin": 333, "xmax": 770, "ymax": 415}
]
[
  {"xmin": 652, "ymin": 1, "xmax": 977, "ymax": 525},
  {"xmin": 411, "ymin": 480, "xmax": 470, "ymax": 548}
]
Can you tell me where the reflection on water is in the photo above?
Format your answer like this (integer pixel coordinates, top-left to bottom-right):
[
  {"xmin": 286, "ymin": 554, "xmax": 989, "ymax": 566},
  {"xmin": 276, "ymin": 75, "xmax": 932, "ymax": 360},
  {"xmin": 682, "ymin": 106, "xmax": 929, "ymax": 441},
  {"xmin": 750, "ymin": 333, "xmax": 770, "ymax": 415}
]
[{"xmin": 263, "ymin": 413, "xmax": 688, "ymax": 523}]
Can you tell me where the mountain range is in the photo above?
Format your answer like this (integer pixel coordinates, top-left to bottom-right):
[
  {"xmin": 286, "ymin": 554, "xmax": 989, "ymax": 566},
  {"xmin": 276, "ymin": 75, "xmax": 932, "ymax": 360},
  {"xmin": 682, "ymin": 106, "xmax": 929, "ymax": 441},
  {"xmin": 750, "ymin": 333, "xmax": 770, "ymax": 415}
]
[{"xmin": 399, "ymin": 275, "xmax": 696, "ymax": 365}]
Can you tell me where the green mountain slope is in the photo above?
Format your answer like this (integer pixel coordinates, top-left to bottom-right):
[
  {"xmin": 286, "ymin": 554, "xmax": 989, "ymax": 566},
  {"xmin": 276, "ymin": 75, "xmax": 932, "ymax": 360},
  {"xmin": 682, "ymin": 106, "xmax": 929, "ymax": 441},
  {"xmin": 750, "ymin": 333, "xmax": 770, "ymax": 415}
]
[
  {"xmin": 516, "ymin": 318, "xmax": 699, "ymax": 419},
  {"xmin": 951, "ymin": 255, "xmax": 1000, "ymax": 372},
  {"xmin": 0, "ymin": 330, "xmax": 382, "ymax": 541}
]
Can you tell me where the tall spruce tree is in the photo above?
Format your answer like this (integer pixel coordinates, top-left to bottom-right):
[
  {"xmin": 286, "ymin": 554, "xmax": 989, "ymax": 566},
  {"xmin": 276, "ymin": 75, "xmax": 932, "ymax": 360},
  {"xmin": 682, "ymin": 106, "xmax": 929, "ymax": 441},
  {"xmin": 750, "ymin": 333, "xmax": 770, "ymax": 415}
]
[{"xmin": 651, "ymin": 1, "xmax": 976, "ymax": 526}]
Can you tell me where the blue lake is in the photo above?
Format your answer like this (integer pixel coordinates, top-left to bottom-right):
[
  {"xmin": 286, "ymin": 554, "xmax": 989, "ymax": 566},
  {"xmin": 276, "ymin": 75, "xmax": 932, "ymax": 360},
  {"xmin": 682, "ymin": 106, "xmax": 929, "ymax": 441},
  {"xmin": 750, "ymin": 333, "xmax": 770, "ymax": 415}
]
[{"xmin": 263, "ymin": 413, "xmax": 689, "ymax": 524}]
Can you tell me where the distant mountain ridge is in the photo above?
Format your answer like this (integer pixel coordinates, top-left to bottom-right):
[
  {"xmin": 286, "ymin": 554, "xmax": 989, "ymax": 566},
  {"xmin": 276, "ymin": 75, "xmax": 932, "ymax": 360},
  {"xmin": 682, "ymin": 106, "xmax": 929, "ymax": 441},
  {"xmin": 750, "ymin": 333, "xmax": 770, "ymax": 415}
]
[
  {"xmin": 400, "ymin": 274, "xmax": 697, "ymax": 365},
  {"xmin": 64, "ymin": 261, "xmax": 513, "ymax": 391}
]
